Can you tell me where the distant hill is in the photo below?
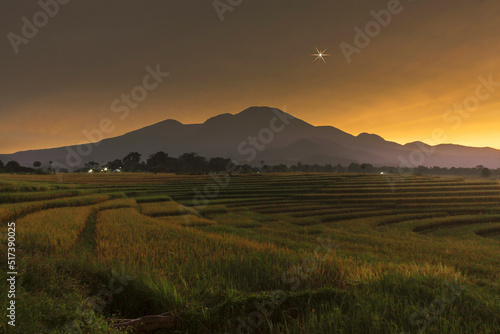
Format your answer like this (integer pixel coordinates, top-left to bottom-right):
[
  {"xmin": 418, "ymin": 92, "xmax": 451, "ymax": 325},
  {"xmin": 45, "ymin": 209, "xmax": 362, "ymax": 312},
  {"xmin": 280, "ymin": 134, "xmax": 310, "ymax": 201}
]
[{"xmin": 1, "ymin": 106, "xmax": 499, "ymax": 169}]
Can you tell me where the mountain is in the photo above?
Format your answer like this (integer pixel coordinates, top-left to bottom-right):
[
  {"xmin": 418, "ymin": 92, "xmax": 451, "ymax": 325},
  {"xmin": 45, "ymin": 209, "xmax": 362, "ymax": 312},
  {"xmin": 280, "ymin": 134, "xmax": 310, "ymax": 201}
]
[{"xmin": 1, "ymin": 107, "xmax": 499, "ymax": 169}]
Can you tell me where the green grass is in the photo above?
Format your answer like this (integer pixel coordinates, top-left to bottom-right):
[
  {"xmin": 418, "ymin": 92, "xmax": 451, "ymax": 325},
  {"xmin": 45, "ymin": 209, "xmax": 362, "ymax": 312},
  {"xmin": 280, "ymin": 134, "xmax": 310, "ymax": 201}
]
[{"xmin": 0, "ymin": 173, "xmax": 499, "ymax": 333}]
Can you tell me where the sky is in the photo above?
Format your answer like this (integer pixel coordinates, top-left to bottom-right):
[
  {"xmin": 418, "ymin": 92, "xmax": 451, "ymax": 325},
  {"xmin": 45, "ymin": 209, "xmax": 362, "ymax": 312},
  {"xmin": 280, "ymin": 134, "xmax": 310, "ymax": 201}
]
[{"xmin": 1, "ymin": 0, "xmax": 500, "ymax": 154}]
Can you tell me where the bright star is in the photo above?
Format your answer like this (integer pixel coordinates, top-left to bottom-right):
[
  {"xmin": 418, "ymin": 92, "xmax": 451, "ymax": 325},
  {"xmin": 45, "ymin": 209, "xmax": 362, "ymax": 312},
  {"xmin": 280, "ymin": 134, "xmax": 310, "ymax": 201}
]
[{"xmin": 311, "ymin": 47, "xmax": 330, "ymax": 63}]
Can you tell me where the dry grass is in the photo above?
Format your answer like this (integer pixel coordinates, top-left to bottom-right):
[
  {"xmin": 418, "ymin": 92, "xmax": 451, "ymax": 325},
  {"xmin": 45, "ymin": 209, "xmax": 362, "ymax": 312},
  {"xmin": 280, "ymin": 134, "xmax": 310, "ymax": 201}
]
[
  {"xmin": 157, "ymin": 214, "xmax": 216, "ymax": 226},
  {"xmin": 0, "ymin": 173, "xmax": 498, "ymax": 333},
  {"xmin": 17, "ymin": 207, "xmax": 92, "ymax": 255},
  {"xmin": 140, "ymin": 201, "xmax": 198, "ymax": 217}
]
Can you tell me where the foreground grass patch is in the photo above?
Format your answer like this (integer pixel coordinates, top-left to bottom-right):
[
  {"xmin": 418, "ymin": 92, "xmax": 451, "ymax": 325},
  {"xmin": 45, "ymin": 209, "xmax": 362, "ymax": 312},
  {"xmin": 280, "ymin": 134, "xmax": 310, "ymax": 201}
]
[{"xmin": 0, "ymin": 173, "xmax": 498, "ymax": 333}]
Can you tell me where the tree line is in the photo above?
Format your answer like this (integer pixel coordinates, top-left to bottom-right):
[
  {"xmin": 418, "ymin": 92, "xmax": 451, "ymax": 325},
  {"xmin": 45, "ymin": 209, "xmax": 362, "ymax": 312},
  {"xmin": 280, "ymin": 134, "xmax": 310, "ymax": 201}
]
[{"xmin": 0, "ymin": 152, "xmax": 497, "ymax": 178}]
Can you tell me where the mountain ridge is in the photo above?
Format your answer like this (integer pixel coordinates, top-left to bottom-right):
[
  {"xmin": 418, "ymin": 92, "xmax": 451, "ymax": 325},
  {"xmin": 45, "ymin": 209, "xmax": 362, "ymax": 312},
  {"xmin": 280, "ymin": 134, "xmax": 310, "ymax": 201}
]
[{"xmin": 1, "ymin": 106, "xmax": 499, "ymax": 169}]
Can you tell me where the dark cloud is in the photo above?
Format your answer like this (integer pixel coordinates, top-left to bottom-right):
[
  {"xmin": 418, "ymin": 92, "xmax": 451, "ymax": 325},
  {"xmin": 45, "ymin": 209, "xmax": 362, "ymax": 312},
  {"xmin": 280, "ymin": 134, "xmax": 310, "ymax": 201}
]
[{"xmin": 1, "ymin": 0, "xmax": 500, "ymax": 153}]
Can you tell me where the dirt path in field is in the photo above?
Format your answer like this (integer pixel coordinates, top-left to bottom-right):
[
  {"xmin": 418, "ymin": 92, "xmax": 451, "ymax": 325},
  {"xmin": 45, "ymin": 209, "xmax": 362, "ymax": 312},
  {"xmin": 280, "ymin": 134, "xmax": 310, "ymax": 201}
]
[{"xmin": 71, "ymin": 208, "xmax": 99, "ymax": 256}]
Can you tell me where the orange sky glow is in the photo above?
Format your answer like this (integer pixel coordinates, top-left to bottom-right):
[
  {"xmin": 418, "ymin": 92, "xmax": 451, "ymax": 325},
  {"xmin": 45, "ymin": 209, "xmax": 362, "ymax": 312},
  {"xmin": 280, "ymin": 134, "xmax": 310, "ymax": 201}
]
[{"xmin": 1, "ymin": 0, "xmax": 499, "ymax": 154}]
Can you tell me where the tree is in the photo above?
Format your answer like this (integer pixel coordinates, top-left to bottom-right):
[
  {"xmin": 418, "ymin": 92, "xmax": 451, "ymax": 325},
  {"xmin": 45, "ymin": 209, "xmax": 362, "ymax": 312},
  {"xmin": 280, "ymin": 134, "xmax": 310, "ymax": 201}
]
[
  {"xmin": 240, "ymin": 164, "xmax": 253, "ymax": 173},
  {"xmin": 178, "ymin": 153, "xmax": 208, "ymax": 174},
  {"xmin": 334, "ymin": 164, "xmax": 345, "ymax": 173},
  {"xmin": 361, "ymin": 163, "xmax": 374, "ymax": 174},
  {"xmin": 5, "ymin": 161, "xmax": 21, "ymax": 173},
  {"xmin": 122, "ymin": 152, "xmax": 142, "ymax": 171},
  {"xmin": 84, "ymin": 161, "xmax": 99, "ymax": 171},
  {"xmin": 414, "ymin": 166, "xmax": 429, "ymax": 176},
  {"xmin": 33, "ymin": 161, "xmax": 42, "ymax": 169},
  {"xmin": 348, "ymin": 163, "xmax": 362, "ymax": 173},
  {"xmin": 324, "ymin": 164, "xmax": 334, "ymax": 172},
  {"xmin": 147, "ymin": 152, "xmax": 169, "ymax": 173},
  {"xmin": 272, "ymin": 164, "xmax": 288, "ymax": 173},
  {"xmin": 208, "ymin": 157, "xmax": 231, "ymax": 173},
  {"xmin": 0, "ymin": 160, "xmax": 4, "ymax": 170},
  {"xmin": 108, "ymin": 159, "xmax": 123, "ymax": 171},
  {"xmin": 481, "ymin": 167, "xmax": 491, "ymax": 178}
]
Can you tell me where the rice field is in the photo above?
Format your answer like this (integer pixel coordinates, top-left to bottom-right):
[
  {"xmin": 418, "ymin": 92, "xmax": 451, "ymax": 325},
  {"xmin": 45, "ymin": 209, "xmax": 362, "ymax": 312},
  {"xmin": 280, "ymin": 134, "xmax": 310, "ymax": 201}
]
[{"xmin": 0, "ymin": 173, "xmax": 499, "ymax": 333}]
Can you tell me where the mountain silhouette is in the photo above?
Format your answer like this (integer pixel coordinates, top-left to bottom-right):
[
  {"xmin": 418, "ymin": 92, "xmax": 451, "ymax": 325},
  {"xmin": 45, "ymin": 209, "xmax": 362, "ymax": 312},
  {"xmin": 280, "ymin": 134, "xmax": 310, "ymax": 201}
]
[{"xmin": 1, "ymin": 107, "xmax": 499, "ymax": 169}]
